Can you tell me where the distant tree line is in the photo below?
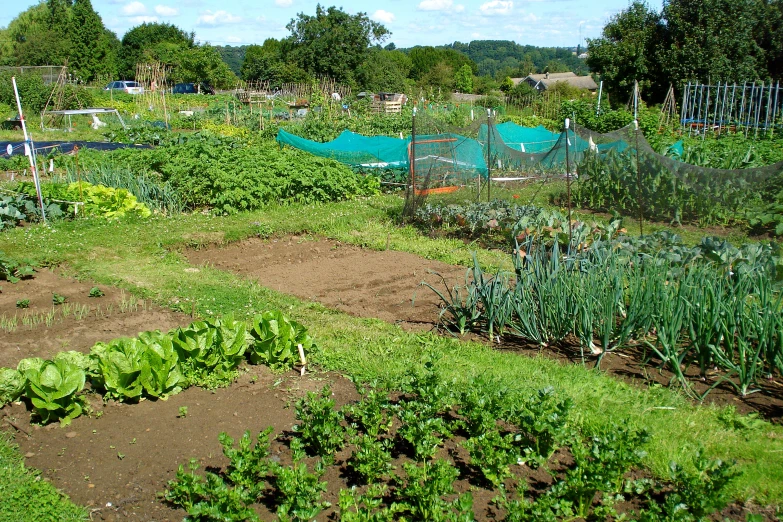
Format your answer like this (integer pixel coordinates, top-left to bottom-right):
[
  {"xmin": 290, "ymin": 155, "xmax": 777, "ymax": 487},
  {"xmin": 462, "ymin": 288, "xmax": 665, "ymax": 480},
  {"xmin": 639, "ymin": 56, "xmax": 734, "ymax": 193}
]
[
  {"xmin": 0, "ymin": 0, "xmax": 236, "ymax": 88},
  {"xmin": 587, "ymin": 0, "xmax": 783, "ymax": 104}
]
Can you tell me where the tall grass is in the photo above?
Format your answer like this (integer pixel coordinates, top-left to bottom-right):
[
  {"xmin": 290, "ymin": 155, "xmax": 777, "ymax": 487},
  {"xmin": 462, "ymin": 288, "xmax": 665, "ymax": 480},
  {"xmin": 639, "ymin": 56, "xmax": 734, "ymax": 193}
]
[{"xmin": 54, "ymin": 164, "xmax": 183, "ymax": 214}]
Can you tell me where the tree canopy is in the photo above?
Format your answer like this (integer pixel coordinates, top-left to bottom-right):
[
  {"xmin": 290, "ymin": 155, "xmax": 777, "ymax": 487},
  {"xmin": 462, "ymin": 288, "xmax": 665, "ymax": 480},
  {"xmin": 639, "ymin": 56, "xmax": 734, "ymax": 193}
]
[
  {"xmin": 587, "ymin": 0, "xmax": 783, "ymax": 104},
  {"xmin": 282, "ymin": 5, "xmax": 389, "ymax": 86}
]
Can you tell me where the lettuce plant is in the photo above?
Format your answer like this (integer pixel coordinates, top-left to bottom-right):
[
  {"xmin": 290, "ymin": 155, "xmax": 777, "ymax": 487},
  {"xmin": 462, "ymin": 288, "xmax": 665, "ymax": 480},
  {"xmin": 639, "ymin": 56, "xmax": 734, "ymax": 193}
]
[
  {"xmin": 173, "ymin": 315, "xmax": 247, "ymax": 387},
  {"xmin": 20, "ymin": 358, "xmax": 85, "ymax": 426},
  {"xmin": 0, "ymin": 367, "xmax": 25, "ymax": 407},
  {"xmin": 91, "ymin": 338, "xmax": 145, "ymax": 401},
  {"xmin": 138, "ymin": 331, "xmax": 185, "ymax": 399},
  {"xmin": 248, "ymin": 311, "xmax": 314, "ymax": 371}
]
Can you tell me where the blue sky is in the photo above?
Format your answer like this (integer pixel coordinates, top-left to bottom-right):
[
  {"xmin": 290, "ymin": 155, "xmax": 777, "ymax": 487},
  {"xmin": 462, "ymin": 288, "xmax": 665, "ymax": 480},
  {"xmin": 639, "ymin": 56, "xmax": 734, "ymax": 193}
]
[{"xmin": 2, "ymin": 0, "xmax": 635, "ymax": 49}]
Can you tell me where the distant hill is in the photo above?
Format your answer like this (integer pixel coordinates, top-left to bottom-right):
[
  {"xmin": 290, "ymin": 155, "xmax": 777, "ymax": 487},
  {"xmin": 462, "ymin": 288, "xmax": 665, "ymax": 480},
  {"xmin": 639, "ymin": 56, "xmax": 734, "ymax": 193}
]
[
  {"xmin": 215, "ymin": 45, "xmax": 249, "ymax": 77},
  {"xmin": 400, "ymin": 40, "xmax": 590, "ymax": 78}
]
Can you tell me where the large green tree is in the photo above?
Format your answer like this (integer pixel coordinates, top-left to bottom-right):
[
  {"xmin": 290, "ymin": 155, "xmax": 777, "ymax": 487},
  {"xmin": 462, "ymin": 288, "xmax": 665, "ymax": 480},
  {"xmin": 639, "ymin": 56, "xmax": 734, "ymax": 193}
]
[
  {"xmin": 356, "ymin": 48, "xmax": 411, "ymax": 92},
  {"xmin": 69, "ymin": 0, "xmax": 119, "ymax": 81},
  {"xmin": 282, "ymin": 5, "xmax": 389, "ymax": 85},
  {"xmin": 586, "ymin": 1, "xmax": 662, "ymax": 102},
  {"xmin": 120, "ymin": 22, "xmax": 194, "ymax": 78}
]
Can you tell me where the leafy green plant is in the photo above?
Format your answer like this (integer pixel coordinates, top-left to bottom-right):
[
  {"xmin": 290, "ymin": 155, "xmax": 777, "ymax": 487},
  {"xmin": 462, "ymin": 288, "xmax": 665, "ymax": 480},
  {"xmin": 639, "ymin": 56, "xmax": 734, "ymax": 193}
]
[
  {"xmin": 347, "ymin": 434, "xmax": 394, "ymax": 484},
  {"xmin": 507, "ymin": 387, "xmax": 572, "ymax": 467},
  {"xmin": 19, "ymin": 358, "xmax": 85, "ymax": 426},
  {"xmin": 51, "ymin": 293, "xmax": 67, "ymax": 306},
  {"xmin": 247, "ymin": 310, "xmax": 314, "ymax": 371},
  {"xmin": 173, "ymin": 314, "xmax": 247, "ymax": 388},
  {"xmin": 464, "ymin": 430, "xmax": 519, "ymax": 488},
  {"xmin": 0, "ymin": 367, "xmax": 25, "ymax": 407},
  {"xmin": 90, "ymin": 338, "xmax": 145, "ymax": 401},
  {"xmin": 339, "ymin": 484, "xmax": 404, "ymax": 522},
  {"xmin": 15, "ymin": 299, "xmax": 29, "ymax": 309},
  {"xmin": 396, "ymin": 459, "xmax": 470, "ymax": 521},
  {"xmin": 344, "ymin": 384, "xmax": 393, "ymax": 437},
  {"xmin": 178, "ymin": 406, "xmax": 188, "ymax": 418},
  {"xmin": 219, "ymin": 427, "xmax": 274, "ymax": 497},
  {"xmin": 164, "ymin": 458, "xmax": 260, "ymax": 522},
  {"xmin": 271, "ymin": 438, "xmax": 331, "ymax": 522},
  {"xmin": 293, "ymin": 385, "xmax": 346, "ymax": 460},
  {"xmin": 88, "ymin": 287, "xmax": 105, "ymax": 298},
  {"xmin": 137, "ymin": 330, "xmax": 185, "ymax": 399}
]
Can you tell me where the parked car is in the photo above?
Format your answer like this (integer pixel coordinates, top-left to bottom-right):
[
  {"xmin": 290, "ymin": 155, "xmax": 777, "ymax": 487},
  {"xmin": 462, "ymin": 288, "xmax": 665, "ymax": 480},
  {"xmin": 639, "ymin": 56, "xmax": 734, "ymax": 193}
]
[
  {"xmin": 172, "ymin": 82, "xmax": 215, "ymax": 95},
  {"xmin": 105, "ymin": 81, "xmax": 144, "ymax": 95}
]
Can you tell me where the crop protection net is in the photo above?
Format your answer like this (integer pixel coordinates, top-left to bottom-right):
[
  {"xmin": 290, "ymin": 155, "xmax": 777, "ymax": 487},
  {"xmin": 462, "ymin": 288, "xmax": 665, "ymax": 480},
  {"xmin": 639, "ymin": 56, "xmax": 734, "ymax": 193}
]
[{"xmin": 275, "ymin": 110, "xmax": 783, "ymax": 225}]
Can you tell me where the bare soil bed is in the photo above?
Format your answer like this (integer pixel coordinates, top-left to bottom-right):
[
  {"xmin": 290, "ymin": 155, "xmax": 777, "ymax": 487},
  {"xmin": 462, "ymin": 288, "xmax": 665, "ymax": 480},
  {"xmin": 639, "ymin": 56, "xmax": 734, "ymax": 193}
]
[
  {"xmin": 185, "ymin": 235, "xmax": 783, "ymax": 422},
  {"xmin": 185, "ymin": 235, "xmax": 467, "ymax": 329},
  {"xmin": 0, "ymin": 268, "xmax": 190, "ymax": 368}
]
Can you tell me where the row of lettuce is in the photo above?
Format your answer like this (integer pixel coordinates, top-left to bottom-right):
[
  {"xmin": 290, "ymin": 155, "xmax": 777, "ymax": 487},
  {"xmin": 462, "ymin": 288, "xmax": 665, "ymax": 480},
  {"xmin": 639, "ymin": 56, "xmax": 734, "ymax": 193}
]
[{"xmin": 0, "ymin": 310, "xmax": 313, "ymax": 426}]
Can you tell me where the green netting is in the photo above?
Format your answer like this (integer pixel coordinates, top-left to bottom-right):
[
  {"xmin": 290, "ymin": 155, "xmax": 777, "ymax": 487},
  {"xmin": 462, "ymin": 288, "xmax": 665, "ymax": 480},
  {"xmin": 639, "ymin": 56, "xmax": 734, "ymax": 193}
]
[
  {"xmin": 479, "ymin": 122, "xmax": 559, "ymax": 153},
  {"xmin": 276, "ymin": 129, "xmax": 409, "ymax": 168},
  {"xmin": 411, "ymin": 133, "xmax": 488, "ymax": 189}
]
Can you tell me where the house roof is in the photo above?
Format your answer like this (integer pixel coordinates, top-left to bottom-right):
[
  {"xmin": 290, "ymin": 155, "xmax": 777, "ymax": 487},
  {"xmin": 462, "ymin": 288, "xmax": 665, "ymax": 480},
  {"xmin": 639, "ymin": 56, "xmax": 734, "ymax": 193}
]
[{"xmin": 512, "ymin": 72, "xmax": 598, "ymax": 91}]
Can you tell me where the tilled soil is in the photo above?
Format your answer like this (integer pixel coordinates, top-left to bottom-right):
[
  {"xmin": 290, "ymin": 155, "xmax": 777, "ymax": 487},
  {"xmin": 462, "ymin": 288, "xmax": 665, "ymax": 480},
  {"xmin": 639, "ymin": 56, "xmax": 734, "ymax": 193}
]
[
  {"xmin": 0, "ymin": 268, "xmax": 190, "ymax": 368},
  {"xmin": 185, "ymin": 235, "xmax": 468, "ymax": 329}
]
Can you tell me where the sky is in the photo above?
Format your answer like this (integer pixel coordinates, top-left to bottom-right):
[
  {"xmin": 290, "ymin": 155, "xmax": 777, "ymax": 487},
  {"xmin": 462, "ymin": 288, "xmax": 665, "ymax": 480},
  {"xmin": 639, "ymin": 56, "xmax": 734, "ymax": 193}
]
[{"xmin": 1, "ymin": 0, "xmax": 636, "ymax": 49}]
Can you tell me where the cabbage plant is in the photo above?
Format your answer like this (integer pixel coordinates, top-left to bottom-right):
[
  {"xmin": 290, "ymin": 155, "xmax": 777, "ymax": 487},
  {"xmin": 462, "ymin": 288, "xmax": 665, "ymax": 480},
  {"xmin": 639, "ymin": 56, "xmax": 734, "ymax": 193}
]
[
  {"xmin": 19, "ymin": 358, "xmax": 85, "ymax": 426},
  {"xmin": 248, "ymin": 311, "xmax": 314, "ymax": 371}
]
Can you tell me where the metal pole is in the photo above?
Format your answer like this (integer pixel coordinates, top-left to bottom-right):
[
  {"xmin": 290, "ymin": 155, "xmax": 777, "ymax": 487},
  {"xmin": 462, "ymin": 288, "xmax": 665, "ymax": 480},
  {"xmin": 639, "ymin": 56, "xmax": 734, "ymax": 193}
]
[
  {"xmin": 712, "ymin": 81, "xmax": 720, "ymax": 133},
  {"xmin": 635, "ymin": 119, "xmax": 643, "ymax": 236},
  {"xmin": 12, "ymin": 76, "xmax": 46, "ymax": 223},
  {"xmin": 729, "ymin": 84, "xmax": 737, "ymax": 132},
  {"xmin": 486, "ymin": 109, "xmax": 492, "ymax": 202},
  {"xmin": 771, "ymin": 82, "xmax": 780, "ymax": 139},
  {"xmin": 411, "ymin": 105, "xmax": 417, "ymax": 210},
  {"xmin": 746, "ymin": 81, "xmax": 755, "ymax": 138},
  {"xmin": 739, "ymin": 82, "xmax": 747, "ymax": 134},
  {"xmin": 702, "ymin": 83, "xmax": 710, "ymax": 140},
  {"xmin": 596, "ymin": 80, "xmax": 603, "ymax": 116},
  {"xmin": 564, "ymin": 118, "xmax": 573, "ymax": 247},
  {"xmin": 764, "ymin": 82, "xmax": 772, "ymax": 135},
  {"xmin": 681, "ymin": 82, "xmax": 689, "ymax": 131},
  {"xmin": 633, "ymin": 80, "xmax": 639, "ymax": 121},
  {"xmin": 754, "ymin": 82, "xmax": 763, "ymax": 139}
]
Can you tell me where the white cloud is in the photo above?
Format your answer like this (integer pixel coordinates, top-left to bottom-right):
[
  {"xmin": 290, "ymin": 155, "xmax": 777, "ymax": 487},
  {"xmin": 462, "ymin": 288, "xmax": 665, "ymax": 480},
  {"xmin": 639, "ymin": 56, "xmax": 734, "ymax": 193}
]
[
  {"xmin": 196, "ymin": 10, "xmax": 242, "ymax": 26},
  {"xmin": 154, "ymin": 5, "xmax": 178, "ymax": 16},
  {"xmin": 417, "ymin": 0, "xmax": 453, "ymax": 11},
  {"xmin": 122, "ymin": 1, "xmax": 147, "ymax": 15},
  {"xmin": 226, "ymin": 36, "xmax": 242, "ymax": 43},
  {"xmin": 372, "ymin": 9, "xmax": 395, "ymax": 24},
  {"xmin": 131, "ymin": 15, "xmax": 159, "ymax": 23},
  {"xmin": 479, "ymin": 0, "xmax": 513, "ymax": 15},
  {"xmin": 275, "ymin": 0, "xmax": 293, "ymax": 6},
  {"xmin": 454, "ymin": 4, "xmax": 465, "ymax": 12}
]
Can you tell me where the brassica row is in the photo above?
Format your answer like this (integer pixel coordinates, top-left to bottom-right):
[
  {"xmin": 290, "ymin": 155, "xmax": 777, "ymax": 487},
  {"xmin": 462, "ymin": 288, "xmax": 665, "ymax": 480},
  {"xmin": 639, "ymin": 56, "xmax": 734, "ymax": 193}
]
[{"xmin": 0, "ymin": 310, "xmax": 314, "ymax": 426}]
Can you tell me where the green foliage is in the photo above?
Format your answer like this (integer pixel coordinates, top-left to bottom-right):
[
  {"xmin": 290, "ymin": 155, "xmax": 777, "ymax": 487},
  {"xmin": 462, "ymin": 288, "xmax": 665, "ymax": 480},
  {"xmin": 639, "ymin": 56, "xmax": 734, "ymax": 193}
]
[
  {"xmin": 344, "ymin": 385, "xmax": 393, "ymax": 437},
  {"xmin": 271, "ymin": 439, "xmax": 331, "ymax": 522},
  {"xmin": 16, "ymin": 299, "xmax": 30, "ymax": 309},
  {"xmin": 293, "ymin": 385, "xmax": 346, "ymax": 460},
  {"xmin": 51, "ymin": 292, "xmax": 66, "ymax": 305},
  {"xmin": 173, "ymin": 315, "xmax": 247, "ymax": 388},
  {"xmin": 454, "ymin": 64, "xmax": 474, "ymax": 94},
  {"xmin": 0, "ymin": 368, "xmax": 25, "ymax": 407},
  {"xmin": 396, "ymin": 459, "xmax": 466, "ymax": 521},
  {"xmin": 247, "ymin": 310, "xmax": 314, "ymax": 371},
  {"xmin": 90, "ymin": 337, "xmax": 145, "ymax": 401},
  {"xmin": 88, "ymin": 287, "xmax": 104, "ymax": 297},
  {"xmin": 152, "ymin": 134, "xmax": 379, "ymax": 214},
  {"xmin": 119, "ymin": 22, "xmax": 194, "ymax": 79},
  {"xmin": 16, "ymin": 181, "xmax": 152, "ymax": 219},
  {"xmin": 137, "ymin": 330, "xmax": 185, "ymax": 399},
  {"xmin": 347, "ymin": 434, "xmax": 394, "ymax": 484},
  {"xmin": 283, "ymin": 5, "xmax": 389, "ymax": 85},
  {"xmin": 219, "ymin": 427, "xmax": 274, "ymax": 496},
  {"xmin": 0, "ymin": 252, "xmax": 34, "ymax": 282},
  {"xmin": 68, "ymin": 0, "xmax": 120, "ymax": 82},
  {"xmin": 464, "ymin": 430, "xmax": 519, "ymax": 487},
  {"xmin": 164, "ymin": 459, "xmax": 260, "ymax": 522},
  {"xmin": 19, "ymin": 358, "xmax": 85, "ymax": 426},
  {"xmin": 339, "ymin": 484, "xmax": 404, "ymax": 522}
]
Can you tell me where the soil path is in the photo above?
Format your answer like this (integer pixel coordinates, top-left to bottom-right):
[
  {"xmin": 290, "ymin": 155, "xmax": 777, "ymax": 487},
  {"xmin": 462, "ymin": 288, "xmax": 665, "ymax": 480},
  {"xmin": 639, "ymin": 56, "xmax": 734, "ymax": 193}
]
[
  {"xmin": 186, "ymin": 236, "xmax": 468, "ymax": 329},
  {"xmin": 0, "ymin": 269, "xmax": 190, "ymax": 368}
]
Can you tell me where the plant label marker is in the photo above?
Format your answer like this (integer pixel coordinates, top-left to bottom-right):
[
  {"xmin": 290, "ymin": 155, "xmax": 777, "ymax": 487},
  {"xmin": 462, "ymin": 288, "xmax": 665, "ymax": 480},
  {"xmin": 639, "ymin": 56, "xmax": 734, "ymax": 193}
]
[{"xmin": 298, "ymin": 343, "xmax": 307, "ymax": 376}]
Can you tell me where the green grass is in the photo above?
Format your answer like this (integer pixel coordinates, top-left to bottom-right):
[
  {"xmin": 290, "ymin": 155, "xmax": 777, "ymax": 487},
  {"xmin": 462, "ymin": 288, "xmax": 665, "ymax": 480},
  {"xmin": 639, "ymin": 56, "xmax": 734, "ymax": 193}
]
[
  {"xmin": 0, "ymin": 432, "xmax": 86, "ymax": 521},
  {"xmin": 2, "ymin": 194, "xmax": 783, "ymax": 511}
]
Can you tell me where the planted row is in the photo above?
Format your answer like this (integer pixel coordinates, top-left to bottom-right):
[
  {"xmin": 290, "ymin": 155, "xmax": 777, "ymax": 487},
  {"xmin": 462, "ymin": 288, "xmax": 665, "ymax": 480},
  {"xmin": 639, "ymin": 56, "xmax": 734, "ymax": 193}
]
[
  {"xmin": 165, "ymin": 362, "xmax": 738, "ymax": 521},
  {"xmin": 0, "ymin": 310, "xmax": 315, "ymax": 425},
  {"xmin": 429, "ymin": 237, "xmax": 783, "ymax": 398}
]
